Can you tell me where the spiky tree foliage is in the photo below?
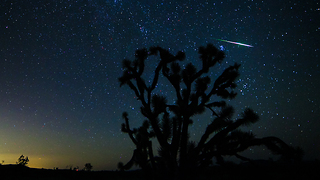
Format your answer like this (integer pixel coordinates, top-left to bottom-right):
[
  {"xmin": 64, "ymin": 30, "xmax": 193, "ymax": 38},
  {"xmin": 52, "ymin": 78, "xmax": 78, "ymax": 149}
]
[
  {"xmin": 16, "ymin": 155, "xmax": 29, "ymax": 166},
  {"xmin": 118, "ymin": 44, "xmax": 303, "ymax": 179}
]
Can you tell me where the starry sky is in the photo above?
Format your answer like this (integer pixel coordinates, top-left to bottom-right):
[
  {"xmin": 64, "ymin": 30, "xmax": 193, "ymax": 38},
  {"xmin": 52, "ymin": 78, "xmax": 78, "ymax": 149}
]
[{"xmin": 1, "ymin": 0, "xmax": 319, "ymax": 170}]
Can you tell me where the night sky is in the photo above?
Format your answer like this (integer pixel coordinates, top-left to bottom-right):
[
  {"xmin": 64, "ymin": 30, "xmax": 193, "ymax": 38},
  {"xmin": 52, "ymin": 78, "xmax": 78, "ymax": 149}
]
[{"xmin": 1, "ymin": 0, "xmax": 319, "ymax": 170}]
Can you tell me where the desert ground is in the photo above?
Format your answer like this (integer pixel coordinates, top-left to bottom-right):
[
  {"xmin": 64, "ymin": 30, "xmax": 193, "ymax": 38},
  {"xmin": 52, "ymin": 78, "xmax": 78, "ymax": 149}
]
[{"xmin": 1, "ymin": 160, "xmax": 319, "ymax": 180}]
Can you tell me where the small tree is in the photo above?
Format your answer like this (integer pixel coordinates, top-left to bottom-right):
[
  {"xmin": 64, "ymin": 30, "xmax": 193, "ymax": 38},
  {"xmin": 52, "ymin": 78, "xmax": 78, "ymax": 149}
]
[
  {"xmin": 16, "ymin": 155, "xmax": 29, "ymax": 166},
  {"xmin": 84, "ymin": 163, "xmax": 93, "ymax": 171},
  {"xmin": 118, "ymin": 44, "xmax": 303, "ymax": 180}
]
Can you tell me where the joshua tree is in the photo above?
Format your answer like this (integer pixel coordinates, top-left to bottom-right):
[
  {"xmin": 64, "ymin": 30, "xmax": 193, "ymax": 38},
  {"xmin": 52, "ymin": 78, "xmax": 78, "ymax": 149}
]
[
  {"xmin": 118, "ymin": 44, "xmax": 303, "ymax": 180},
  {"xmin": 16, "ymin": 155, "xmax": 29, "ymax": 166}
]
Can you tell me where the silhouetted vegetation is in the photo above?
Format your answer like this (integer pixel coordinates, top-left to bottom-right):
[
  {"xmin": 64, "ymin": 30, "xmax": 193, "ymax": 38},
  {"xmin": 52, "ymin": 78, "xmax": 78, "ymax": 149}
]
[
  {"xmin": 84, "ymin": 163, "xmax": 93, "ymax": 171},
  {"xmin": 118, "ymin": 44, "xmax": 304, "ymax": 180},
  {"xmin": 1, "ymin": 161, "xmax": 320, "ymax": 180},
  {"xmin": 16, "ymin": 155, "xmax": 29, "ymax": 166}
]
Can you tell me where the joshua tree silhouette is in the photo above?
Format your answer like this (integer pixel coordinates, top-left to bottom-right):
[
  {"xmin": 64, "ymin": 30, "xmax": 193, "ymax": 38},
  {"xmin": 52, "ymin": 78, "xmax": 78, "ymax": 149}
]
[
  {"xmin": 16, "ymin": 154, "xmax": 29, "ymax": 166},
  {"xmin": 118, "ymin": 44, "xmax": 303, "ymax": 180}
]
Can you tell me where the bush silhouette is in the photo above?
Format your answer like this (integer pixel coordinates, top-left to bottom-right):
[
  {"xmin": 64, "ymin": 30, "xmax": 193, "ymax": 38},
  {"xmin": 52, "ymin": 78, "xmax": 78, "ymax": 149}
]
[
  {"xmin": 84, "ymin": 163, "xmax": 93, "ymax": 171},
  {"xmin": 16, "ymin": 155, "xmax": 29, "ymax": 166},
  {"xmin": 118, "ymin": 44, "xmax": 303, "ymax": 180}
]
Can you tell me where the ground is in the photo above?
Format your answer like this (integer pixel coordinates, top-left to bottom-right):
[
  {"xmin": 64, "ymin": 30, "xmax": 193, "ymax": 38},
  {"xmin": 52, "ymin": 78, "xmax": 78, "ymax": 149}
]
[{"xmin": 1, "ymin": 160, "xmax": 319, "ymax": 180}]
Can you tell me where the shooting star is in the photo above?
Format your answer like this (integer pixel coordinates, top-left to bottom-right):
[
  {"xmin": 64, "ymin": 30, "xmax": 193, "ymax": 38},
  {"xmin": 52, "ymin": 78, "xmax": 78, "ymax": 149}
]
[{"xmin": 216, "ymin": 39, "xmax": 254, "ymax": 48}]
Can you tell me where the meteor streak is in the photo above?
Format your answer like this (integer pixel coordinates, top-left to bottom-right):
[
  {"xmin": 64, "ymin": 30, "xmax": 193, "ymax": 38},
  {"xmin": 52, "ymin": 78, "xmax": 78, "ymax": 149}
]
[{"xmin": 216, "ymin": 39, "xmax": 254, "ymax": 47}]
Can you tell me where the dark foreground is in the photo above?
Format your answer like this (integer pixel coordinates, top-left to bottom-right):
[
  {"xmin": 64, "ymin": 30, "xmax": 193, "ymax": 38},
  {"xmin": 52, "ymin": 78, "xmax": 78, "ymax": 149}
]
[{"xmin": 1, "ymin": 160, "xmax": 319, "ymax": 180}]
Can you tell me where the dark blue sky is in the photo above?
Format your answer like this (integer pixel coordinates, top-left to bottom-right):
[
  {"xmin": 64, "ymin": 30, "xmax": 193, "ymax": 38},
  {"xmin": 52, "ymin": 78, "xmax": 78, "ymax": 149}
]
[{"xmin": 0, "ymin": 0, "xmax": 319, "ymax": 170}]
